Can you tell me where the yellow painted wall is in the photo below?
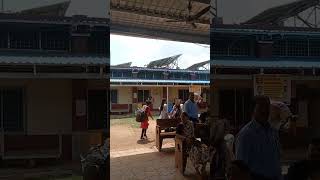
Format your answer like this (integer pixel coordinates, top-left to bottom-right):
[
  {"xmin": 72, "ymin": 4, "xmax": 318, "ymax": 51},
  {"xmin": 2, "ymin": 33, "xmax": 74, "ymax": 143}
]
[
  {"xmin": 112, "ymin": 87, "xmax": 132, "ymax": 104},
  {"xmin": 26, "ymin": 80, "xmax": 73, "ymax": 134},
  {"xmin": 0, "ymin": 79, "xmax": 73, "ymax": 134}
]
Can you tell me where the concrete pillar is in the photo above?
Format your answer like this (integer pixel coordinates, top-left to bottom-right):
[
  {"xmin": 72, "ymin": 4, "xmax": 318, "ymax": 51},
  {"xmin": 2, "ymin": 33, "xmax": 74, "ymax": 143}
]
[
  {"xmin": 132, "ymin": 87, "xmax": 138, "ymax": 112},
  {"xmin": 163, "ymin": 87, "xmax": 167, "ymax": 99},
  {"xmin": 132, "ymin": 87, "xmax": 138, "ymax": 103}
]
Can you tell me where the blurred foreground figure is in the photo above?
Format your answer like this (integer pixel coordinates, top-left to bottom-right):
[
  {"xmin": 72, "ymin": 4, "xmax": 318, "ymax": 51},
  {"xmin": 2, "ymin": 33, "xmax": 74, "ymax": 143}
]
[
  {"xmin": 285, "ymin": 138, "xmax": 320, "ymax": 180},
  {"xmin": 209, "ymin": 117, "xmax": 235, "ymax": 179},
  {"xmin": 235, "ymin": 96, "xmax": 282, "ymax": 180},
  {"xmin": 269, "ymin": 100, "xmax": 297, "ymax": 135},
  {"xmin": 226, "ymin": 160, "xmax": 252, "ymax": 180},
  {"xmin": 81, "ymin": 138, "xmax": 109, "ymax": 180}
]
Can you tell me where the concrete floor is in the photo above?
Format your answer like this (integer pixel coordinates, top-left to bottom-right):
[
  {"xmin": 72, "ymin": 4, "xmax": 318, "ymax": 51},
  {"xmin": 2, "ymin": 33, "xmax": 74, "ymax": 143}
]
[{"xmin": 110, "ymin": 117, "xmax": 306, "ymax": 180}]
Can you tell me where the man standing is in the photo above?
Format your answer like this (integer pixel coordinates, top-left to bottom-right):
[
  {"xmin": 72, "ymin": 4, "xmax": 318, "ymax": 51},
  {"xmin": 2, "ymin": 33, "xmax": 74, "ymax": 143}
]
[
  {"xmin": 183, "ymin": 92, "xmax": 199, "ymax": 125},
  {"xmin": 235, "ymin": 96, "xmax": 282, "ymax": 180}
]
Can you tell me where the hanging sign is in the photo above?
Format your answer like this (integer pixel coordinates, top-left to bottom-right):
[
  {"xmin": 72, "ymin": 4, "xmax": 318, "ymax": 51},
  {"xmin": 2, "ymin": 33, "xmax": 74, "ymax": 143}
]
[{"xmin": 189, "ymin": 85, "xmax": 202, "ymax": 95}]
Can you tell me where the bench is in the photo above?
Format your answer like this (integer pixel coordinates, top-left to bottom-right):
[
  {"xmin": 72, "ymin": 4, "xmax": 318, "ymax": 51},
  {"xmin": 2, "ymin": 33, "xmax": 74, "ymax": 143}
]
[
  {"xmin": 110, "ymin": 104, "xmax": 130, "ymax": 114},
  {"xmin": 175, "ymin": 123, "xmax": 209, "ymax": 175},
  {"xmin": 156, "ymin": 118, "xmax": 180, "ymax": 152}
]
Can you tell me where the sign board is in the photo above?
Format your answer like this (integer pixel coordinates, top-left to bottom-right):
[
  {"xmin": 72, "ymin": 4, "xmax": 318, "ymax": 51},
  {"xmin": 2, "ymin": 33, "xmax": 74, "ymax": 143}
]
[
  {"xmin": 254, "ymin": 75, "xmax": 291, "ymax": 104},
  {"xmin": 189, "ymin": 85, "xmax": 202, "ymax": 95}
]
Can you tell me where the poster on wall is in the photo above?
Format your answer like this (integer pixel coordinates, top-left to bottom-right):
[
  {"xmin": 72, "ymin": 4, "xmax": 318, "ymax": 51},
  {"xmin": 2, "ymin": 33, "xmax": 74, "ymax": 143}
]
[
  {"xmin": 76, "ymin": 99, "xmax": 86, "ymax": 117},
  {"xmin": 254, "ymin": 75, "xmax": 291, "ymax": 104}
]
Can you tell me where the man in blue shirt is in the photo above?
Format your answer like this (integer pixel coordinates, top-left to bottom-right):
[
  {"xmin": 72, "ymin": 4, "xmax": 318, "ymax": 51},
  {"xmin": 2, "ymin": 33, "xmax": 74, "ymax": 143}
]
[
  {"xmin": 183, "ymin": 92, "xmax": 199, "ymax": 124},
  {"xmin": 235, "ymin": 96, "xmax": 282, "ymax": 180}
]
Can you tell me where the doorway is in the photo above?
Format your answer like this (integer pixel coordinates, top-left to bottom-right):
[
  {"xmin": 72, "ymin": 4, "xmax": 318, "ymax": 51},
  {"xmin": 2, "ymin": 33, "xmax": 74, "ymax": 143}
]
[
  {"xmin": 219, "ymin": 88, "xmax": 253, "ymax": 131},
  {"xmin": 88, "ymin": 90, "xmax": 108, "ymax": 130}
]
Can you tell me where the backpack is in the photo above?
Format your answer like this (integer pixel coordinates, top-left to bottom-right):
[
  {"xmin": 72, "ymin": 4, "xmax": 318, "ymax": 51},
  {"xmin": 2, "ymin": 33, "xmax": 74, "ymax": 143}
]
[{"xmin": 135, "ymin": 108, "xmax": 147, "ymax": 122}]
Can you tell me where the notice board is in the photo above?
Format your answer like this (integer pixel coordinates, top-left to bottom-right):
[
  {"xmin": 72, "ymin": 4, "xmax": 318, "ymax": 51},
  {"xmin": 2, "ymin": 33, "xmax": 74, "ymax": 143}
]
[{"xmin": 254, "ymin": 75, "xmax": 291, "ymax": 104}]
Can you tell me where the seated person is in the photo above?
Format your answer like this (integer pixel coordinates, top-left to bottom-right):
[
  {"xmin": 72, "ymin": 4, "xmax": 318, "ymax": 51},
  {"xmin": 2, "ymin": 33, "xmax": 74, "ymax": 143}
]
[
  {"xmin": 169, "ymin": 103, "xmax": 182, "ymax": 119},
  {"xmin": 176, "ymin": 112, "xmax": 213, "ymax": 176}
]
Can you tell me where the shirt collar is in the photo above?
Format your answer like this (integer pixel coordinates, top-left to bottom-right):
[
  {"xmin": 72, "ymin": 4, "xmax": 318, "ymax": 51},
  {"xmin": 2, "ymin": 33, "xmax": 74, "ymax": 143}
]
[{"xmin": 252, "ymin": 119, "xmax": 271, "ymax": 131}]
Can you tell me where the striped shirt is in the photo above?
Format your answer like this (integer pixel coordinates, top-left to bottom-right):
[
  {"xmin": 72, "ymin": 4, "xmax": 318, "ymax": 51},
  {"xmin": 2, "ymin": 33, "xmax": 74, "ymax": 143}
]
[{"xmin": 235, "ymin": 120, "xmax": 282, "ymax": 180}]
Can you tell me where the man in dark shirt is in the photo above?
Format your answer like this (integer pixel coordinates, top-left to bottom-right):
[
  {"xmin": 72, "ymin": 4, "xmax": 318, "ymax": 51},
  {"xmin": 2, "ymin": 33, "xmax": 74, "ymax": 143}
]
[{"xmin": 235, "ymin": 96, "xmax": 282, "ymax": 180}]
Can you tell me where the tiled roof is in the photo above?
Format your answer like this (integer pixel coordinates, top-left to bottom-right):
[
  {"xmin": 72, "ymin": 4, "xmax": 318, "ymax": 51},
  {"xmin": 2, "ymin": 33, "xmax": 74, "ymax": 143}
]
[{"xmin": 0, "ymin": 55, "xmax": 109, "ymax": 65}]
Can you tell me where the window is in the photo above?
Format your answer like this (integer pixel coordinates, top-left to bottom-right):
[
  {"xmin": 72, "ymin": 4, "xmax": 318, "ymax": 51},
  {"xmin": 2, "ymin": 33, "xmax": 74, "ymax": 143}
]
[
  {"xmin": 138, "ymin": 90, "xmax": 150, "ymax": 103},
  {"xmin": 0, "ymin": 32, "xmax": 7, "ymax": 49},
  {"xmin": 309, "ymin": 39, "xmax": 320, "ymax": 57},
  {"xmin": 10, "ymin": 31, "xmax": 39, "ymax": 49},
  {"xmin": 42, "ymin": 31, "xmax": 69, "ymax": 51},
  {"xmin": 0, "ymin": 88, "xmax": 24, "ymax": 132},
  {"xmin": 287, "ymin": 40, "xmax": 308, "ymax": 56},
  {"xmin": 88, "ymin": 90, "xmax": 107, "ymax": 130},
  {"xmin": 179, "ymin": 89, "xmax": 189, "ymax": 102},
  {"xmin": 212, "ymin": 38, "xmax": 251, "ymax": 56},
  {"xmin": 273, "ymin": 40, "xmax": 287, "ymax": 56},
  {"xmin": 89, "ymin": 32, "xmax": 108, "ymax": 55},
  {"xmin": 110, "ymin": 90, "xmax": 118, "ymax": 104}
]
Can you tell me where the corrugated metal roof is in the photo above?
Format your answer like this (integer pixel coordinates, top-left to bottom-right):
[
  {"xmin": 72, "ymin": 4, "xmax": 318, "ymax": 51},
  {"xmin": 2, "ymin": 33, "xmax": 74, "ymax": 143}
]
[
  {"xmin": 244, "ymin": 0, "xmax": 318, "ymax": 26},
  {"xmin": 212, "ymin": 24, "xmax": 320, "ymax": 34},
  {"xmin": 20, "ymin": 1, "xmax": 70, "ymax": 17},
  {"xmin": 111, "ymin": 67, "xmax": 209, "ymax": 73},
  {"xmin": 0, "ymin": 55, "xmax": 109, "ymax": 65},
  {"xmin": 110, "ymin": 79, "xmax": 209, "ymax": 84},
  {"xmin": 211, "ymin": 59, "xmax": 320, "ymax": 68},
  {"xmin": 0, "ymin": 13, "xmax": 109, "ymax": 25}
]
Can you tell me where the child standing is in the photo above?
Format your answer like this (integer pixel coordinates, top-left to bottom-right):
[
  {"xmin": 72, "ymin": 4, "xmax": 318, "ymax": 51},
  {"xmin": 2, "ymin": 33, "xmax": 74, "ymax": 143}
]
[{"xmin": 140, "ymin": 100, "xmax": 153, "ymax": 140}]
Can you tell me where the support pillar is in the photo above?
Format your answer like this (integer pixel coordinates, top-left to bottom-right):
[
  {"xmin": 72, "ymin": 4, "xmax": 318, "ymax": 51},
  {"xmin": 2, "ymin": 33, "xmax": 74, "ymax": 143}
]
[
  {"xmin": 132, "ymin": 87, "xmax": 138, "ymax": 112},
  {"xmin": 167, "ymin": 86, "xmax": 169, "ymax": 105}
]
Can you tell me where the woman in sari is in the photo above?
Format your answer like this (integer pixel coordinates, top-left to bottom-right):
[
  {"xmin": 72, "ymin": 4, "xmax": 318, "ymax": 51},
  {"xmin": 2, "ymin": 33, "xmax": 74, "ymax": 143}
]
[{"xmin": 177, "ymin": 112, "xmax": 214, "ymax": 176}]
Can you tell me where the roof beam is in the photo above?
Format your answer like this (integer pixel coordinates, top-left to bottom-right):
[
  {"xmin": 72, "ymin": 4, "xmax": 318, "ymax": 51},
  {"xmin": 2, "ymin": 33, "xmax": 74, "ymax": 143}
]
[
  {"xmin": 110, "ymin": 3, "xmax": 210, "ymax": 24},
  {"xmin": 189, "ymin": 0, "xmax": 210, "ymax": 4},
  {"xmin": 110, "ymin": 22, "xmax": 209, "ymax": 44}
]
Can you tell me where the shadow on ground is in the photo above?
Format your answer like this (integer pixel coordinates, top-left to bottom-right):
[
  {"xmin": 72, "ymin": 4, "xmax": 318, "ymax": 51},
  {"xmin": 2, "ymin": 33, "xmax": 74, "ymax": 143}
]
[
  {"xmin": 111, "ymin": 149, "xmax": 209, "ymax": 180},
  {"xmin": 137, "ymin": 139, "xmax": 155, "ymax": 144}
]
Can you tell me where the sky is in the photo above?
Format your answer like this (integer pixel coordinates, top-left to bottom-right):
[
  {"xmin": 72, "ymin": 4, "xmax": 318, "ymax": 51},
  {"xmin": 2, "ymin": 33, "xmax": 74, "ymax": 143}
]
[
  {"xmin": 2, "ymin": 0, "xmax": 107, "ymax": 18},
  {"xmin": 110, "ymin": 34, "xmax": 210, "ymax": 69}
]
